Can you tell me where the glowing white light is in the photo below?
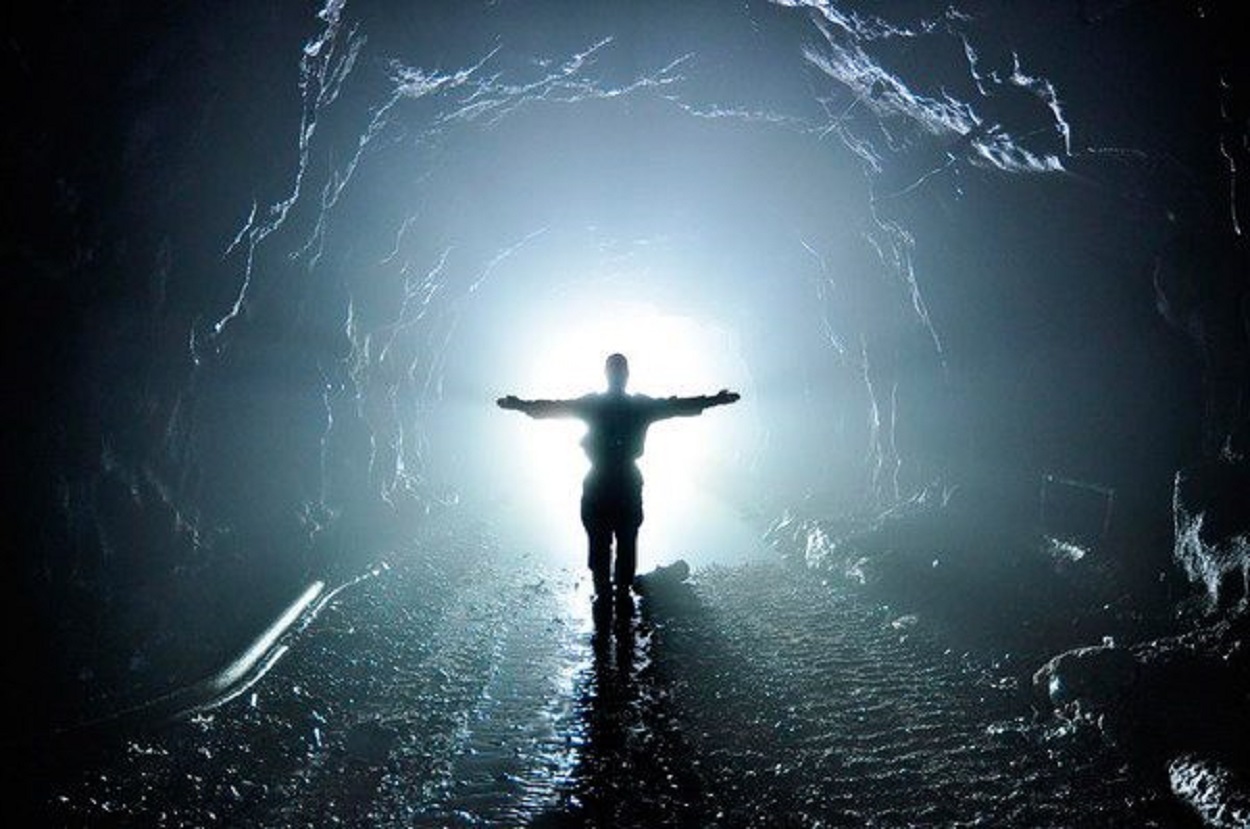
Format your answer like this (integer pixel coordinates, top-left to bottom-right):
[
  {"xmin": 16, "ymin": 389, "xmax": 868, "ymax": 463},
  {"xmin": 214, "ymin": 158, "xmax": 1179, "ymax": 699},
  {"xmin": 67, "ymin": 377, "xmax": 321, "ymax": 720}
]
[{"xmin": 500, "ymin": 300, "xmax": 754, "ymax": 570}]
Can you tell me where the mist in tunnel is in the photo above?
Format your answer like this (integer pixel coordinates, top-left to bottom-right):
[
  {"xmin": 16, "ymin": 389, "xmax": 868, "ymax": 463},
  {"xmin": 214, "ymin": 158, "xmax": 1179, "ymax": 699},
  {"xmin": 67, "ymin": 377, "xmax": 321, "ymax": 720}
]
[{"xmin": 6, "ymin": 0, "xmax": 1250, "ymax": 824}]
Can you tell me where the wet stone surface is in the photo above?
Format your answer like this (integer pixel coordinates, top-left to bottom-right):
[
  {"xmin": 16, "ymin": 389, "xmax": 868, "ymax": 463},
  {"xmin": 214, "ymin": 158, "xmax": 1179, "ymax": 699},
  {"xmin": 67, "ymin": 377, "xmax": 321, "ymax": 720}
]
[{"xmin": 40, "ymin": 523, "xmax": 1196, "ymax": 827}]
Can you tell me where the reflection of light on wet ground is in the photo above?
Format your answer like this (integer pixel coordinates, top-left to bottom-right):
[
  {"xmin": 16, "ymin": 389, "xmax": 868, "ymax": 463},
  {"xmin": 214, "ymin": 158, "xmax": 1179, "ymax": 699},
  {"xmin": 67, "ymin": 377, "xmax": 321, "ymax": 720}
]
[
  {"xmin": 518, "ymin": 572, "xmax": 598, "ymax": 809},
  {"xmin": 43, "ymin": 514, "xmax": 1174, "ymax": 826},
  {"xmin": 557, "ymin": 569, "xmax": 599, "ymax": 634}
]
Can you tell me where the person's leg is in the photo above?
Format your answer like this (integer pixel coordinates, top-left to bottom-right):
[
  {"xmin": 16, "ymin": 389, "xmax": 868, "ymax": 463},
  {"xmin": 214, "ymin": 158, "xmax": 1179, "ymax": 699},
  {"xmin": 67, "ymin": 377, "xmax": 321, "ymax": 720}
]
[
  {"xmin": 614, "ymin": 523, "xmax": 639, "ymax": 590},
  {"xmin": 584, "ymin": 521, "xmax": 613, "ymax": 597},
  {"xmin": 581, "ymin": 488, "xmax": 613, "ymax": 598},
  {"xmin": 613, "ymin": 485, "xmax": 644, "ymax": 592}
]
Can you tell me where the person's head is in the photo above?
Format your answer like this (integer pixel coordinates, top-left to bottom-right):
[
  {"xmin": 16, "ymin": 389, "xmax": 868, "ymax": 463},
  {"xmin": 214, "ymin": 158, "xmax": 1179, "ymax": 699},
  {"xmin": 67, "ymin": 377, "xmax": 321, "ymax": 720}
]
[{"xmin": 605, "ymin": 352, "xmax": 629, "ymax": 393}]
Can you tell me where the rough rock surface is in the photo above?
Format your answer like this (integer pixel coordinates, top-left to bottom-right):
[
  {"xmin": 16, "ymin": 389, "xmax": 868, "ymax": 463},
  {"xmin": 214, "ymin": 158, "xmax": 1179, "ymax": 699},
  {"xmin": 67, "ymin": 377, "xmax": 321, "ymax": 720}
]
[
  {"xmin": 1174, "ymin": 460, "xmax": 1250, "ymax": 610},
  {"xmin": 1169, "ymin": 755, "xmax": 1250, "ymax": 829},
  {"xmin": 1035, "ymin": 617, "xmax": 1250, "ymax": 824}
]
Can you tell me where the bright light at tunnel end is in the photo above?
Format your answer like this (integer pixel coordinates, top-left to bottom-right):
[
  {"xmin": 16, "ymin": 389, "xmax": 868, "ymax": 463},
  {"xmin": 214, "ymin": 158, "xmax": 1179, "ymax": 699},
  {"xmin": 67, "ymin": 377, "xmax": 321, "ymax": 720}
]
[{"xmin": 498, "ymin": 299, "xmax": 758, "ymax": 571}]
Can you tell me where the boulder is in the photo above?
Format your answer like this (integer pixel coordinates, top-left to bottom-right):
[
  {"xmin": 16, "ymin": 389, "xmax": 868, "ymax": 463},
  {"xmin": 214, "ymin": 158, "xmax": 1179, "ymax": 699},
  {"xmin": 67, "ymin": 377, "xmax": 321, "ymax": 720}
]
[
  {"xmin": 1035, "ymin": 619, "xmax": 1250, "ymax": 761},
  {"xmin": 1032, "ymin": 643, "xmax": 1137, "ymax": 734}
]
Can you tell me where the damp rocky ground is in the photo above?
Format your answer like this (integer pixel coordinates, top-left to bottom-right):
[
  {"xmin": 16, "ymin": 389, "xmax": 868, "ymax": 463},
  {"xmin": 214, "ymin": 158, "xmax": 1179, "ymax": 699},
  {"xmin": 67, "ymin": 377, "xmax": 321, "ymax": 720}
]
[{"xmin": 27, "ymin": 514, "xmax": 1202, "ymax": 827}]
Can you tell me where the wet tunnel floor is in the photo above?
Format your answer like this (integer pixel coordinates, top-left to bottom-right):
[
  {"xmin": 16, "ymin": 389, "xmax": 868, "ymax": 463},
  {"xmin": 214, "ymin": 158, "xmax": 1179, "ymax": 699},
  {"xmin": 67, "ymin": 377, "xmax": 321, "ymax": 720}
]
[{"xmin": 44, "ymin": 518, "xmax": 1190, "ymax": 827}]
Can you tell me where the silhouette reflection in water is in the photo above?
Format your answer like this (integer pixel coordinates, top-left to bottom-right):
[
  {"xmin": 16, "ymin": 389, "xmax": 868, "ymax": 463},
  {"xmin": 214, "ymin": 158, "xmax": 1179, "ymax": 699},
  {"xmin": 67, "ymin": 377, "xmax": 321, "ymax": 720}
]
[{"xmin": 533, "ymin": 573, "xmax": 715, "ymax": 828}]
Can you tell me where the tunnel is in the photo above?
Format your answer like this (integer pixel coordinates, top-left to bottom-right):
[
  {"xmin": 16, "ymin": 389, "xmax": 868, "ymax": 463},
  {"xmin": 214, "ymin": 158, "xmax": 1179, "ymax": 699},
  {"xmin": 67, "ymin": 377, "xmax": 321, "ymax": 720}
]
[{"xmin": 5, "ymin": 1, "xmax": 1250, "ymax": 825}]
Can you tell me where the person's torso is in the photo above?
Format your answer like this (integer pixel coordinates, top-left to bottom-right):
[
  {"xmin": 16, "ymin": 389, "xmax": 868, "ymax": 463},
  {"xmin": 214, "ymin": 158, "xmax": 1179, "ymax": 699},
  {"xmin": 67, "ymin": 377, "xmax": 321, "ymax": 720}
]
[{"xmin": 578, "ymin": 393, "xmax": 657, "ymax": 472}]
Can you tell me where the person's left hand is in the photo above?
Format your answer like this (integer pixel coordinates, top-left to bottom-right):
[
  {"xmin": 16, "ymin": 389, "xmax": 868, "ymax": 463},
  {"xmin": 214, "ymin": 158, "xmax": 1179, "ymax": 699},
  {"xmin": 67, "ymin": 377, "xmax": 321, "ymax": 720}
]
[{"xmin": 715, "ymin": 389, "xmax": 741, "ymax": 404}]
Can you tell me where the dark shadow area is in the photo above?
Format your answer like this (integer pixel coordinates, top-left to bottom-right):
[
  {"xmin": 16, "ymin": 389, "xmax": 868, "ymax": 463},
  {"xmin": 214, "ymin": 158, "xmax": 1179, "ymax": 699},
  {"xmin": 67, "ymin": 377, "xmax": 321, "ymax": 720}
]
[
  {"xmin": 534, "ymin": 583, "xmax": 717, "ymax": 828},
  {"xmin": 548, "ymin": 561, "xmax": 1197, "ymax": 826},
  {"xmin": 773, "ymin": 479, "xmax": 1187, "ymax": 671},
  {"xmin": 540, "ymin": 566, "xmax": 880, "ymax": 827}
]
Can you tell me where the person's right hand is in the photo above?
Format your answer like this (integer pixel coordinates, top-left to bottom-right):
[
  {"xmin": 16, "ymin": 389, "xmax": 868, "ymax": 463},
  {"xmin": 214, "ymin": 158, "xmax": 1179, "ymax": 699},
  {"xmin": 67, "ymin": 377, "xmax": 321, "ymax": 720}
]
[
  {"xmin": 497, "ymin": 395, "xmax": 521, "ymax": 409},
  {"xmin": 715, "ymin": 389, "xmax": 741, "ymax": 405}
]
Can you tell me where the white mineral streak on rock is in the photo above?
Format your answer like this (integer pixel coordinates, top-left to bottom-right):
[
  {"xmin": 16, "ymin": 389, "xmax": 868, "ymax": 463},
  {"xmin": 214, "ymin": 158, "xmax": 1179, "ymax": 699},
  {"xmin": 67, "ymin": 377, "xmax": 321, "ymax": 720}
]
[{"xmin": 1169, "ymin": 754, "xmax": 1250, "ymax": 829}]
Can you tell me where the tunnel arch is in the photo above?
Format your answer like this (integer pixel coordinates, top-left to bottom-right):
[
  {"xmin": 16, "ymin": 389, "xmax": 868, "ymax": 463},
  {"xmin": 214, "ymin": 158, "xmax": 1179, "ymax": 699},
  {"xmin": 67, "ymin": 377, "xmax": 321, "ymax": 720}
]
[{"xmin": 8, "ymin": 0, "xmax": 1236, "ymax": 740}]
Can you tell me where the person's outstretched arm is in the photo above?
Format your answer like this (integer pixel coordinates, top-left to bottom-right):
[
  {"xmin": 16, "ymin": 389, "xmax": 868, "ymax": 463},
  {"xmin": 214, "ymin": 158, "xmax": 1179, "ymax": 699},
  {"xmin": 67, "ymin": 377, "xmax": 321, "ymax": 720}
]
[
  {"xmin": 496, "ymin": 395, "xmax": 585, "ymax": 418},
  {"xmin": 654, "ymin": 389, "xmax": 741, "ymax": 419}
]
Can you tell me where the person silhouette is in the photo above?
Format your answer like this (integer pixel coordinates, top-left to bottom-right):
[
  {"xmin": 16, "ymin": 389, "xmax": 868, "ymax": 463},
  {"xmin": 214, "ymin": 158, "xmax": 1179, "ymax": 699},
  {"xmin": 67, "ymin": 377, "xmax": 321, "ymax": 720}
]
[{"xmin": 498, "ymin": 353, "xmax": 740, "ymax": 602}]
